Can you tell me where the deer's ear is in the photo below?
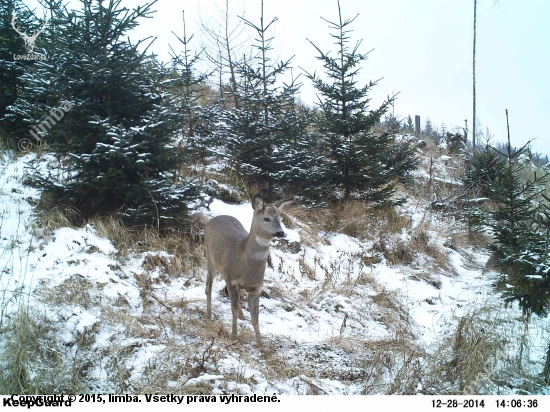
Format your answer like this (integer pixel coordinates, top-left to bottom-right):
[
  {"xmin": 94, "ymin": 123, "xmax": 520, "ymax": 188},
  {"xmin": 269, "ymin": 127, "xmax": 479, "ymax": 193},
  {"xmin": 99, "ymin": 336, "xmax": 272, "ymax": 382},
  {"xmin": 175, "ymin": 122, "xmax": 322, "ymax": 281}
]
[
  {"xmin": 252, "ymin": 194, "xmax": 264, "ymax": 211},
  {"xmin": 274, "ymin": 197, "xmax": 294, "ymax": 212}
]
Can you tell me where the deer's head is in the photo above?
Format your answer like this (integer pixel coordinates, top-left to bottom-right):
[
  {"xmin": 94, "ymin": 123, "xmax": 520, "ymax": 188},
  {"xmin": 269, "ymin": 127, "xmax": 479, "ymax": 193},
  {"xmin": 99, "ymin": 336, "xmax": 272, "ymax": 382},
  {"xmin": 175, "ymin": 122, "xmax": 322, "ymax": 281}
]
[{"xmin": 251, "ymin": 194, "xmax": 294, "ymax": 242}]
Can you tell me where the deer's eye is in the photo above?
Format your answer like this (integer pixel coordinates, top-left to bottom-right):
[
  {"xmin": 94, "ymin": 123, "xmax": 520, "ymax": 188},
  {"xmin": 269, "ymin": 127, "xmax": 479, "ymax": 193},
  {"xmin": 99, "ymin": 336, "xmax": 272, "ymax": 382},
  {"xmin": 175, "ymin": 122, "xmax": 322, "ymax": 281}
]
[{"xmin": 264, "ymin": 217, "xmax": 270, "ymax": 222}]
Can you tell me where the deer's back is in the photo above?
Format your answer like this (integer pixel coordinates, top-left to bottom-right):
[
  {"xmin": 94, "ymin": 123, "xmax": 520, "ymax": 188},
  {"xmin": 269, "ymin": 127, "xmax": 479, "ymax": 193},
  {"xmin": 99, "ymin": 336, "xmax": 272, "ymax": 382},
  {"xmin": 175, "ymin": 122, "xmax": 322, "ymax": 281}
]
[
  {"xmin": 205, "ymin": 215, "xmax": 247, "ymax": 237},
  {"xmin": 204, "ymin": 215, "xmax": 248, "ymax": 259},
  {"xmin": 205, "ymin": 215, "xmax": 268, "ymax": 288}
]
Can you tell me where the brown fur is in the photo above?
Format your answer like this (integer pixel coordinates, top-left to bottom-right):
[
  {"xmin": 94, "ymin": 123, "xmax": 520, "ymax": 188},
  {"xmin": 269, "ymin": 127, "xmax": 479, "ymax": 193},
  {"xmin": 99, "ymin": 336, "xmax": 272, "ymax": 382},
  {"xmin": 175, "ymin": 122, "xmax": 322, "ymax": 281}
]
[{"xmin": 204, "ymin": 194, "xmax": 293, "ymax": 346}]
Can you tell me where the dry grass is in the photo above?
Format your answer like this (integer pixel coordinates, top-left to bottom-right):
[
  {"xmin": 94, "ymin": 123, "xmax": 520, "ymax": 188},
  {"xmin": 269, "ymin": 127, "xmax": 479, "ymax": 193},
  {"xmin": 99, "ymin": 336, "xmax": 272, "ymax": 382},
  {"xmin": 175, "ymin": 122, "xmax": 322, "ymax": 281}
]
[
  {"xmin": 283, "ymin": 205, "xmax": 330, "ymax": 248},
  {"xmin": 134, "ymin": 227, "xmax": 206, "ymax": 279},
  {"xmin": 286, "ymin": 201, "xmax": 413, "ymax": 253},
  {"xmin": 4, "ymin": 289, "xmax": 545, "ymax": 395},
  {"xmin": 421, "ymin": 305, "xmax": 529, "ymax": 395},
  {"xmin": 23, "ymin": 274, "xmax": 235, "ymax": 394},
  {"xmin": 273, "ymin": 326, "xmax": 426, "ymax": 395},
  {"xmin": 377, "ymin": 239, "xmax": 415, "ymax": 266},
  {"xmin": 5, "ymin": 151, "xmax": 547, "ymax": 394},
  {"xmin": 39, "ymin": 276, "xmax": 96, "ymax": 309},
  {"xmin": 0, "ymin": 307, "xmax": 86, "ymax": 394},
  {"xmin": 448, "ymin": 228, "xmax": 492, "ymax": 250},
  {"xmin": 411, "ymin": 222, "xmax": 454, "ymax": 272},
  {"xmin": 0, "ymin": 128, "xmax": 17, "ymax": 152},
  {"xmin": 33, "ymin": 204, "xmax": 208, "ymax": 280},
  {"xmin": 370, "ymin": 214, "xmax": 453, "ymax": 271},
  {"xmin": 450, "ymin": 313, "xmax": 507, "ymax": 391},
  {"xmin": 285, "ymin": 198, "xmax": 456, "ymax": 278},
  {"xmin": 319, "ymin": 201, "xmax": 412, "ymax": 242},
  {"xmin": 33, "ymin": 204, "xmax": 84, "ymax": 239},
  {"xmin": 90, "ymin": 216, "xmax": 136, "ymax": 256}
]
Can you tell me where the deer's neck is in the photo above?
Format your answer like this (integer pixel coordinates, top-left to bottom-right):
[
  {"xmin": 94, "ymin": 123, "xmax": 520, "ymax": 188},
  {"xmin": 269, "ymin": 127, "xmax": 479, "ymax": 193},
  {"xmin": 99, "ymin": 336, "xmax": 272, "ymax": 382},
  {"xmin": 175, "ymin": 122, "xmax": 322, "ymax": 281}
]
[{"xmin": 245, "ymin": 227, "xmax": 271, "ymax": 262}]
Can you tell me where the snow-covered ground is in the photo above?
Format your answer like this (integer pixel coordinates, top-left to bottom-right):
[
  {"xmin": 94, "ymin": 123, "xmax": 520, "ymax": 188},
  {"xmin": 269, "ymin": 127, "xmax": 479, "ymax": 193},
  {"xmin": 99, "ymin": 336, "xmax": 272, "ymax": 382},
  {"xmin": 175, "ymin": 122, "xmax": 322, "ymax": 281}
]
[{"xmin": 1, "ymin": 150, "xmax": 549, "ymax": 394}]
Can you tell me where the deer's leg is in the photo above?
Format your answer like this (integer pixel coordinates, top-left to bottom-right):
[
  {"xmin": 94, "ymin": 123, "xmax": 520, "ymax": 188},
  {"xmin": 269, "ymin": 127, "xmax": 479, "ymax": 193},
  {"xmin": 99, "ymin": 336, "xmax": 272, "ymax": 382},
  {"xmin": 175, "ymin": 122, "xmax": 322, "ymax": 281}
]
[
  {"xmin": 248, "ymin": 291, "xmax": 262, "ymax": 347},
  {"xmin": 226, "ymin": 282, "xmax": 240, "ymax": 341},
  {"xmin": 205, "ymin": 257, "xmax": 214, "ymax": 320},
  {"xmin": 238, "ymin": 289, "xmax": 246, "ymax": 320}
]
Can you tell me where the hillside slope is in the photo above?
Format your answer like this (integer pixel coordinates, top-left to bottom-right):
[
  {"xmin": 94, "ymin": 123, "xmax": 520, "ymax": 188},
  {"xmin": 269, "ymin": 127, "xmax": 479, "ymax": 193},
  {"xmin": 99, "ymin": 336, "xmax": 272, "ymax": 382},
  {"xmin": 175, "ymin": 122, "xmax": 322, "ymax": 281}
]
[{"xmin": 1, "ymin": 149, "xmax": 549, "ymax": 394}]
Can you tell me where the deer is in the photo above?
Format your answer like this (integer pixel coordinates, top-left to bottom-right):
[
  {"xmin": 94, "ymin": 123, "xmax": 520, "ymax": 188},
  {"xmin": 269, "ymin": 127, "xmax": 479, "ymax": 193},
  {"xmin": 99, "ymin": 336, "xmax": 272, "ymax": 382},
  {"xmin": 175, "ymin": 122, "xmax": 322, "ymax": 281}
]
[
  {"xmin": 11, "ymin": 12, "xmax": 49, "ymax": 54},
  {"xmin": 204, "ymin": 194, "xmax": 294, "ymax": 346}
]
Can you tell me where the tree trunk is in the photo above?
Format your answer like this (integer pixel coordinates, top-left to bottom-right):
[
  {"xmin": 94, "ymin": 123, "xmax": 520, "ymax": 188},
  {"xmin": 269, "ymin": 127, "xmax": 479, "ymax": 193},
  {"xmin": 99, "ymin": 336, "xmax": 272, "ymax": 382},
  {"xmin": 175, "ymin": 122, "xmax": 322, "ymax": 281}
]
[
  {"xmin": 472, "ymin": 0, "xmax": 477, "ymax": 151},
  {"xmin": 224, "ymin": 0, "xmax": 239, "ymax": 109},
  {"xmin": 99, "ymin": 1, "xmax": 113, "ymax": 118},
  {"xmin": 518, "ymin": 313, "xmax": 530, "ymax": 369},
  {"xmin": 259, "ymin": 0, "xmax": 272, "ymax": 198},
  {"xmin": 543, "ymin": 344, "xmax": 550, "ymax": 381}
]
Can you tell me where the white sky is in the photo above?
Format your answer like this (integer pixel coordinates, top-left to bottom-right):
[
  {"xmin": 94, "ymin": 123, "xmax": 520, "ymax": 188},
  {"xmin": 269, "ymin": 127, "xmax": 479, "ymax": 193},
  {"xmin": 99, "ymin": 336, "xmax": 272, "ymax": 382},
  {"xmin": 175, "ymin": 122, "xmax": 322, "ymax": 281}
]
[{"xmin": 24, "ymin": 0, "xmax": 550, "ymax": 154}]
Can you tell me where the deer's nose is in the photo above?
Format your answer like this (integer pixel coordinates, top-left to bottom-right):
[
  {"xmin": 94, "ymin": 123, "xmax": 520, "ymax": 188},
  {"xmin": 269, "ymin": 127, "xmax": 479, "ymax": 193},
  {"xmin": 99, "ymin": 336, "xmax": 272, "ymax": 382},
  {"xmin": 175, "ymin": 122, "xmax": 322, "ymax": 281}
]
[{"xmin": 274, "ymin": 231, "xmax": 286, "ymax": 239}]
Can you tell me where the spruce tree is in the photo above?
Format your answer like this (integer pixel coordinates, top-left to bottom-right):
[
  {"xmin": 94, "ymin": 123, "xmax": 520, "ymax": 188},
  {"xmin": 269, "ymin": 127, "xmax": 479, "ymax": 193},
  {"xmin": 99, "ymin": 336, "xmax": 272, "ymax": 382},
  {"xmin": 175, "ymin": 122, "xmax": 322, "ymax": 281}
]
[
  {"xmin": 221, "ymin": 0, "xmax": 299, "ymax": 199},
  {"xmin": 442, "ymin": 131, "xmax": 467, "ymax": 154},
  {"xmin": 460, "ymin": 139, "xmax": 502, "ymax": 239},
  {"xmin": 462, "ymin": 138, "xmax": 507, "ymax": 199},
  {"xmin": 276, "ymin": 86, "xmax": 326, "ymax": 204},
  {"xmin": 383, "ymin": 138, "xmax": 420, "ymax": 186},
  {"xmin": 0, "ymin": 0, "xmax": 43, "ymax": 140},
  {"xmin": 304, "ymin": 0, "xmax": 398, "ymax": 204},
  {"xmin": 403, "ymin": 115, "xmax": 414, "ymax": 134},
  {"xmin": 10, "ymin": 0, "xmax": 200, "ymax": 227},
  {"xmin": 166, "ymin": 11, "xmax": 218, "ymax": 166},
  {"xmin": 489, "ymin": 111, "xmax": 550, "ymax": 317},
  {"xmin": 424, "ymin": 118, "xmax": 434, "ymax": 140}
]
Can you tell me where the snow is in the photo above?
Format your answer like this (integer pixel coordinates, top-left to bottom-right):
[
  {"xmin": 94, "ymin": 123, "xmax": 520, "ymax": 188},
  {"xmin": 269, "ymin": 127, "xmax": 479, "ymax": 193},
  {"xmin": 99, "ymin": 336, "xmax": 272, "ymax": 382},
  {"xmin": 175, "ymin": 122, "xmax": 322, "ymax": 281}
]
[
  {"xmin": 1, "ymin": 151, "xmax": 549, "ymax": 395},
  {"xmin": 206, "ymin": 198, "xmax": 255, "ymax": 228}
]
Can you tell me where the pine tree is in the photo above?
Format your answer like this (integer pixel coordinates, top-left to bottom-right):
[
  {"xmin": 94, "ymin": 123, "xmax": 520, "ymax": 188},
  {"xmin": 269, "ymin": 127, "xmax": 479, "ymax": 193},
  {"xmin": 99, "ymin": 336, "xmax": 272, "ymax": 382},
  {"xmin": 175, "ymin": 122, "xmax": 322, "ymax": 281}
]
[
  {"xmin": 11, "ymin": 0, "xmax": 200, "ymax": 227},
  {"xmin": 304, "ymin": 0, "xmax": 398, "ymax": 204}
]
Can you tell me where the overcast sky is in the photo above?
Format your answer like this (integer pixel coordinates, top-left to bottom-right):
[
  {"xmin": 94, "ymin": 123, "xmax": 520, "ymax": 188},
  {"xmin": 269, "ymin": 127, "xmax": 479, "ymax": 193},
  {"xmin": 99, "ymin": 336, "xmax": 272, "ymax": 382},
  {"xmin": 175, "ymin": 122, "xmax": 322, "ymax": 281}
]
[{"xmin": 24, "ymin": 0, "xmax": 550, "ymax": 154}]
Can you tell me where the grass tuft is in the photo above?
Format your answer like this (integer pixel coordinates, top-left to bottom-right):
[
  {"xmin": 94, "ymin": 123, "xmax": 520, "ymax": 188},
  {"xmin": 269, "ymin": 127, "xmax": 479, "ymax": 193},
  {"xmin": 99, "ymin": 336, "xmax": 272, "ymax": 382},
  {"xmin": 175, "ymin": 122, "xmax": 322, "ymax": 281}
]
[{"xmin": 0, "ymin": 307, "xmax": 85, "ymax": 394}]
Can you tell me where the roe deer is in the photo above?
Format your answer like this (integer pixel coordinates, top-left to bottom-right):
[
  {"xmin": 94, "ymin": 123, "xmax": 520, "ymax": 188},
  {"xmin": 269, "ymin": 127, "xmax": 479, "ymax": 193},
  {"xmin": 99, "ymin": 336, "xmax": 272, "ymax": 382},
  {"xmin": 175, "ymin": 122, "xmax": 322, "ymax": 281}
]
[{"xmin": 204, "ymin": 194, "xmax": 294, "ymax": 346}]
